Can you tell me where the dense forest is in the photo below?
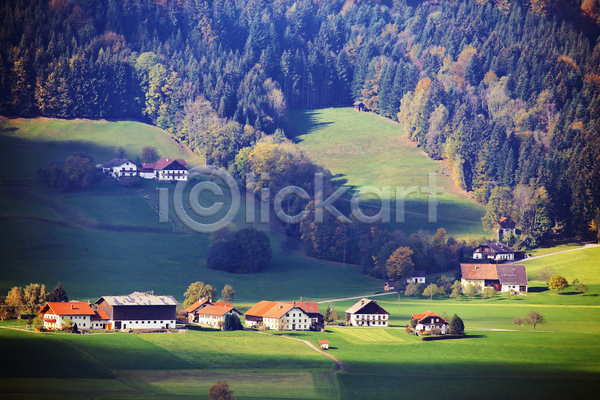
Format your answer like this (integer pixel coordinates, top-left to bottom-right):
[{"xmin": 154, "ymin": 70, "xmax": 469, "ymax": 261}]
[{"xmin": 2, "ymin": 0, "xmax": 600, "ymax": 263}]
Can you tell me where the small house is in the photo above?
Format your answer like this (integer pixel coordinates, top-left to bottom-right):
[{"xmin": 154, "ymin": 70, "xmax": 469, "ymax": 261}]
[
  {"xmin": 345, "ymin": 298, "xmax": 389, "ymax": 327},
  {"xmin": 497, "ymin": 217, "xmax": 518, "ymax": 241},
  {"xmin": 195, "ymin": 305, "xmax": 241, "ymax": 329},
  {"xmin": 472, "ymin": 242, "xmax": 515, "ymax": 261},
  {"xmin": 318, "ymin": 340, "xmax": 329, "ymax": 349},
  {"xmin": 384, "ymin": 281, "xmax": 396, "ymax": 291},
  {"xmin": 406, "ymin": 270, "xmax": 426, "ymax": 284},
  {"xmin": 411, "ymin": 311, "xmax": 448, "ymax": 334},
  {"xmin": 460, "ymin": 264, "xmax": 528, "ymax": 292},
  {"xmin": 102, "ymin": 158, "xmax": 138, "ymax": 179},
  {"xmin": 185, "ymin": 298, "xmax": 232, "ymax": 324},
  {"xmin": 39, "ymin": 302, "xmax": 96, "ymax": 330},
  {"xmin": 353, "ymin": 101, "xmax": 366, "ymax": 112}
]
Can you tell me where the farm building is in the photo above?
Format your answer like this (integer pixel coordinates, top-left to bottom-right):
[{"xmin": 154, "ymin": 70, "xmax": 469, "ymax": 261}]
[
  {"xmin": 460, "ymin": 264, "xmax": 528, "ymax": 292},
  {"xmin": 497, "ymin": 216, "xmax": 519, "ymax": 240},
  {"xmin": 195, "ymin": 305, "xmax": 241, "ymax": 329},
  {"xmin": 406, "ymin": 270, "xmax": 426, "ymax": 284},
  {"xmin": 318, "ymin": 340, "xmax": 329, "ymax": 349},
  {"xmin": 384, "ymin": 281, "xmax": 396, "ymax": 291},
  {"xmin": 411, "ymin": 310, "xmax": 448, "ymax": 334},
  {"xmin": 472, "ymin": 242, "xmax": 516, "ymax": 261},
  {"xmin": 353, "ymin": 101, "xmax": 366, "ymax": 112},
  {"xmin": 184, "ymin": 298, "xmax": 232, "ymax": 324},
  {"xmin": 39, "ymin": 302, "xmax": 96, "ymax": 330},
  {"xmin": 244, "ymin": 301, "xmax": 322, "ymax": 331},
  {"xmin": 345, "ymin": 298, "xmax": 389, "ymax": 327},
  {"xmin": 139, "ymin": 158, "xmax": 188, "ymax": 181},
  {"xmin": 94, "ymin": 291, "xmax": 178, "ymax": 330},
  {"xmin": 102, "ymin": 158, "xmax": 138, "ymax": 179}
]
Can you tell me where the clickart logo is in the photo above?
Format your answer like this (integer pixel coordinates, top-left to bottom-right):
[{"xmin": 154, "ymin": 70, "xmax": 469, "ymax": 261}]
[{"xmin": 158, "ymin": 165, "xmax": 444, "ymax": 234}]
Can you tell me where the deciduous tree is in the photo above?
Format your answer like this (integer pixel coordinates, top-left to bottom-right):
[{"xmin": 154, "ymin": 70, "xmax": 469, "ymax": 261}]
[
  {"xmin": 183, "ymin": 281, "xmax": 217, "ymax": 308},
  {"xmin": 464, "ymin": 284, "xmax": 479, "ymax": 299},
  {"xmin": 423, "ymin": 283, "xmax": 440, "ymax": 301},
  {"xmin": 548, "ymin": 275, "xmax": 568, "ymax": 293},
  {"xmin": 526, "ymin": 311, "xmax": 545, "ymax": 330},
  {"xmin": 221, "ymin": 285, "xmax": 235, "ymax": 303},
  {"xmin": 385, "ymin": 247, "xmax": 414, "ymax": 282}
]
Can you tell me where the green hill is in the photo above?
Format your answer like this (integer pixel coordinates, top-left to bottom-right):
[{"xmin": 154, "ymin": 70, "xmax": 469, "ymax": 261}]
[
  {"xmin": 0, "ymin": 118, "xmax": 382, "ymax": 301},
  {"xmin": 288, "ymin": 108, "xmax": 487, "ymax": 238}
]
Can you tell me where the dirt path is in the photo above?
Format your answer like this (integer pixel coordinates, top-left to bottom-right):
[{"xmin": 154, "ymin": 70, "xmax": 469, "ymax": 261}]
[
  {"xmin": 257, "ymin": 331, "xmax": 346, "ymax": 371},
  {"xmin": 512, "ymin": 243, "xmax": 599, "ymax": 263}
]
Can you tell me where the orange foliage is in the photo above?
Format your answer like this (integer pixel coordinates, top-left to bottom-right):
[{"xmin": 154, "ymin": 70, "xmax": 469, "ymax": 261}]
[
  {"xmin": 558, "ymin": 55, "xmax": 579, "ymax": 71},
  {"xmin": 414, "ymin": 77, "xmax": 432, "ymax": 95},
  {"xmin": 49, "ymin": 0, "xmax": 70, "ymax": 14},
  {"xmin": 584, "ymin": 73, "xmax": 600, "ymax": 88}
]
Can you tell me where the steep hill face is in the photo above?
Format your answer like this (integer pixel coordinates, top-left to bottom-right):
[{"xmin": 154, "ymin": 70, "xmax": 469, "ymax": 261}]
[{"xmin": 1, "ymin": 0, "xmax": 599, "ymax": 238}]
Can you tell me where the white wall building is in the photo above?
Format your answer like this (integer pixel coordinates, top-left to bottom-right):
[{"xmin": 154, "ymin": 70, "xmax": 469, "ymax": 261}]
[
  {"xmin": 39, "ymin": 302, "xmax": 96, "ymax": 330},
  {"xmin": 102, "ymin": 158, "xmax": 138, "ymax": 179}
]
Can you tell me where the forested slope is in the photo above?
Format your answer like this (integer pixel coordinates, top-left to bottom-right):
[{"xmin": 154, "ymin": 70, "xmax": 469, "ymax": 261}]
[{"xmin": 1, "ymin": 0, "xmax": 600, "ymax": 241}]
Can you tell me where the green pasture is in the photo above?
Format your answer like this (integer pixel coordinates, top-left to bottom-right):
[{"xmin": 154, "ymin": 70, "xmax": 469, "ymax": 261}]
[
  {"xmin": 288, "ymin": 108, "xmax": 486, "ymax": 237},
  {"xmin": 0, "ymin": 117, "xmax": 382, "ymax": 301},
  {"xmin": 520, "ymin": 246, "xmax": 600, "ymax": 285}
]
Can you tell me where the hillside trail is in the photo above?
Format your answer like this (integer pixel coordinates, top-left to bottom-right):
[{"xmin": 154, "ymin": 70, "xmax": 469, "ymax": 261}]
[
  {"xmin": 510, "ymin": 242, "xmax": 600, "ymax": 263},
  {"xmin": 256, "ymin": 331, "xmax": 346, "ymax": 371}
]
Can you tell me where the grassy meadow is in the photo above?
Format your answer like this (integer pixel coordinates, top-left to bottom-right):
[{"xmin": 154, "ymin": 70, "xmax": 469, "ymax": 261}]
[
  {"xmin": 0, "ymin": 117, "xmax": 382, "ymax": 301},
  {"xmin": 1, "ymin": 116, "xmax": 599, "ymax": 399},
  {"xmin": 288, "ymin": 108, "xmax": 487, "ymax": 238}
]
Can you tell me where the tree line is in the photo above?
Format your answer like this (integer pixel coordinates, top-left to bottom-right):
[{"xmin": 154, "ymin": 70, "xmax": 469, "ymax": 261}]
[{"xmin": 2, "ymin": 0, "xmax": 600, "ymax": 241}]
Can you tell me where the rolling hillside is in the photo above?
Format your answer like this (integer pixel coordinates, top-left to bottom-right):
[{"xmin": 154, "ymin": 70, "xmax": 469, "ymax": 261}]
[
  {"xmin": 288, "ymin": 108, "xmax": 487, "ymax": 238},
  {"xmin": 0, "ymin": 117, "xmax": 382, "ymax": 301}
]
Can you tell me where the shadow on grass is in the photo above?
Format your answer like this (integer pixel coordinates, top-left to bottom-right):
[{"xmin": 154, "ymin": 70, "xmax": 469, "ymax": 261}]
[{"xmin": 528, "ymin": 287, "xmax": 549, "ymax": 293}]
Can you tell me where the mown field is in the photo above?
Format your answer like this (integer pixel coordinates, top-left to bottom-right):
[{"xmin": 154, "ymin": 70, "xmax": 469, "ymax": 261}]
[
  {"xmin": 288, "ymin": 108, "xmax": 487, "ymax": 238},
  {"xmin": 0, "ymin": 117, "xmax": 382, "ymax": 301}
]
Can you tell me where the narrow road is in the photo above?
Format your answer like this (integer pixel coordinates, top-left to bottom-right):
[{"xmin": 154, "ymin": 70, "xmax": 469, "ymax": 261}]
[
  {"xmin": 510, "ymin": 243, "xmax": 599, "ymax": 263},
  {"xmin": 316, "ymin": 292, "xmax": 396, "ymax": 304}
]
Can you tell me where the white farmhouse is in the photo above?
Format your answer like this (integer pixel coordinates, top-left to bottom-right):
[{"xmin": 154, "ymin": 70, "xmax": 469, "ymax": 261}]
[
  {"xmin": 195, "ymin": 305, "xmax": 241, "ymax": 329},
  {"xmin": 102, "ymin": 158, "xmax": 138, "ymax": 179},
  {"xmin": 39, "ymin": 302, "xmax": 96, "ymax": 330},
  {"xmin": 139, "ymin": 158, "xmax": 188, "ymax": 181},
  {"xmin": 345, "ymin": 298, "xmax": 390, "ymax": 327},
  {"xmin": 244, "ymin": 301, "xmax": 318, "ymax": 331},
  {"xmin": 406, "ymin": 270, "xmax": 426, "ymax": 284}
]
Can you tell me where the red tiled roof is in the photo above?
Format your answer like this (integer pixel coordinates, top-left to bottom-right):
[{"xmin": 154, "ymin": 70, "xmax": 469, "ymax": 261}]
[
  {"xmin": 91, "ymin": 311, "xmax": 109, "ymax": 321},
  {"xmin": 212, "ymin": 302, "xmax": 231, "ymax": 308},
  {"xmin": 184, "ymin": 298, "xmax": 210, "ymax": 314},
  {"xmin": 263, "ymin": 304, "xmax": 295, "ymax": 319},
  {"xmin": 283, "ymin": 301, "xmax": 319, "ymax": 314},
  {"xmin": 411, "ymin": 310, "xmax": 445, "ymax": 323},
  {"xmin": 318, "ymin": 340, "xmax": 329, "ymax": 344},
  {"xmin": 245, "ymin": 301, "xmax": 280, "ymax": 317},
  {"xmin": 197, "ymin": 305, "xmax": 234, "ymax": 317},
  {"xmin": 152, "ymin": 158, "xmax": 187, "ymax": 170},
  {"xmin": 40, "ymin": 302, "xmax": 95, "ymax": 316},
  {"xmin": 460, "ymin": 264, "xmax": 498, "ymax": 280}
]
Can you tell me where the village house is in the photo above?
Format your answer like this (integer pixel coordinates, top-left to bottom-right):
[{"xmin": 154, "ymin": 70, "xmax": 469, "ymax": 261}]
[
  {"xmin": 345, "ymin": 298, "xmax": 390, "ymax": 327},
  {"xmin": 384, "ymin": 281, "xmax": 396, "ymax": 291},
  {"xmin": 472, "ymin": 242, "xmax": 516, "ymax": 261},
  {"xmin": 94, "ymin": 292, "xmax": 178, "ymax": 330},
  {"xmin": 411, "ymin": 310, "xmax": 448, "ymax": 334},
  {"xmin": 39, "ymin": 302, "xmax": 96, "ymax": 330},
  {"xmin": 139, "ymin": 158, "xmax": 188, "ymax": 181},
  {"xmin": 460, "ymin": 264, "xmax": 528, "ymax": 292},
  {"xmin": 406, "ymin": 270, "xmax": 426, "ymax": 284},
  {"xmin": 244, "ymin": 301, "xmax": 322, "ymax": 331},
  {"xmin": 195, "ymin": 305, "xmax": 242, "ymax": 329},
  {"xmin": 102, "ymin": 158, "xmax": 138, "ymax": 179},
  {"xmin": 184, "ymin": 298, "xmax": 232, "ymax": 324},
  {"xmin": 318, "ymin": 340, "xmax": 329, "ymax": 349},
  {"xmin": 497, "ymin": 216, "xmax": 519, "ymax": 241}
]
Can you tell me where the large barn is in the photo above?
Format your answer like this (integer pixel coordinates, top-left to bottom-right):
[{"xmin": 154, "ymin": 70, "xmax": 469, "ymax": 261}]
[{"xmin": 94, "ymin": 292, "xmax": 178, "ymax": 330}]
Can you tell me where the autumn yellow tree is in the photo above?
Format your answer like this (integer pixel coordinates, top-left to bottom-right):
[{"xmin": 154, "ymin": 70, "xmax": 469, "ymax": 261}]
[{"xmin": 385, "ymin": 247, "xmax": 414, "ymax": 281}]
